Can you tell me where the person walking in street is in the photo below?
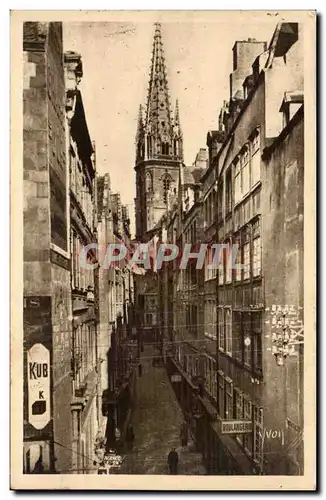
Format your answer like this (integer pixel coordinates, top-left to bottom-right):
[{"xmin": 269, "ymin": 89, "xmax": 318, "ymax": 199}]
[{"xmin": 167, "ymin": 447, "xmax": 179, "ymax": 475}]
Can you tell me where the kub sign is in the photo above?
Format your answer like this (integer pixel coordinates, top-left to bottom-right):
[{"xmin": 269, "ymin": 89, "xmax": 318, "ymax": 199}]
[{"xmin": 27, "ymin": 343, "xmax": 51, "ymax": 430}]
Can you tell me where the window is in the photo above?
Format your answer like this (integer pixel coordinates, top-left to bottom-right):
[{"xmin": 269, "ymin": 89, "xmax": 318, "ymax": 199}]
[
  {"xmin": 204, "ymin": 252, "xmax": 210, "ymax": 281},
  {"xmin": 243, "ymin": 312, "xmax": 252, "ymax": 368},
  {"xmin": 253, "ymin": 236, "xmax": 261, "ymax": 277},
  {"xmin": 252, "ymin": 312, "xmax": 262, "ymax": 374},
  {"xmin": 225, "ymin": 169, "xmax": 232, "ymax": 214},
  {"xmin": 163, "ymin": 174, "xmax": 172, "ymax": 204},
  {"xmin": 218, "ymin": 371, "xmax": 225, "ymax": 418},
  {"xmin": 70, "ymin": 150, "xmax": 76, "ymax": 193},
  {"xmin": 251, "ymin": 131, "xmax": 261, "ymax": 186},
  {"xmin": 234, "ymin": 236, "xmax": 242, "ymax": 282},
  {"xmin": 218, "ymin": 248, "xmax": 224, "ymax": 285},
  {"xmin": 243, "ymin": 241, "xmax": 250, "ymax": 280},
  {"xmin": 253, "ymin": 407, "xmax": 264, "ymax": 467},
  {"xmin": 205, "ymin": 300, "xmax": 217, "ymax": 339},
  {"xmin": 218, "ymin": 307, "xmax": 225, "ymax": 351},
  {"xmin": 234, "ymin": 159, "xmax": 241, "ymax": 204},
  {"xmin": 235, "ymin": 390, "xmax": 244, "ymax": 446},
  {"xmin": 234, "ymin": 312, "xmax": 243, "ymax": 364},
  {"xmin": 225, "ymin": 308, "xmax": 232, "ymax": 355},
  {"xmin": 205, "ymin": 357, "xmax": 216, "ymax": 398},
  {"xmin": 212, "ymin": 363, "xmax": 217, "ymax": 401},
  {"xmin": 241, "ymin": 146, "xmax": 250, "ymax": 196},
  {"xmin": 243, "ymin": 398, "xmax": 253, "ymax": 456},
  {"xmin": 76, "ymin": 237, "xmax": 80, "ymax": 289},
  {"xmin": 225, "ymin": 243, "xmax": 232, "ymax": 284},
  {"xmin": 210, "ymin": 246, "xmax": 218, "ymax": 280},
  {"xmin": 225, "ymin": 378, "xmax": 233, "ymax": 419},
  {"xmin": 71, "ymin": 232, "xmax": 76, "ymax": 289},
  {"xmin": 217, "ymin": 182, "xmax": 223, "ymax": 221}
]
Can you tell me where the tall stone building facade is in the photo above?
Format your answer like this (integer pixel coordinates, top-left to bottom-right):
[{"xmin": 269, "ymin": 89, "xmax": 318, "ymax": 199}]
[
  {"xmin": 23, "ymin": 22, "xmax": 73, "ymax": 473},
  {"xmin": 135, "ymin": 22, "xmax": 183, "ymax": 241},
  {"xmin": 65, "ymin": 51, "xmax": 99, "ymax": 474},
  {"xmin": 23, "ymin": 24, "xmax": 100, "ymax": 474},
  {"xmin": 158, "ymin": 22, "xmax": 304, "ymax": 476}
]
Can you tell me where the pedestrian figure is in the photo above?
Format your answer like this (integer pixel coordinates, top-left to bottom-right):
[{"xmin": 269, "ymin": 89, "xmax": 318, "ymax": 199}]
[
  {"xmin": 138, "ymin": 363, "xmax": 142, "ymax": 377},
  {"xmin": 126, "ymin": 424, "xmax": 135, "ymax": 450},
  {"xmin": 180, "ymin": 420, "xmax": 188, "ymax": 447},
  {"xmin": 167, "ymin": 447, "xmax": 179, "ymax": 475}
]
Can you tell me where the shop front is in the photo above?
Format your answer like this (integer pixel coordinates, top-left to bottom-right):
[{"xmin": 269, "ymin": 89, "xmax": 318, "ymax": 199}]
[{"xmin": 210, "ymin": 421, "xmax": 257, "ymax": 475}]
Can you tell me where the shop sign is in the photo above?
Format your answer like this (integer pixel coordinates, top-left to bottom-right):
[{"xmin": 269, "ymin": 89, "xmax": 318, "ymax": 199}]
[
  {"xmin": 171, "ymin": 374, "xmax": 182, "ymax": 383},
  {"xmin": 27, "ymin": 343, "xmax": 51, "ymax": 430},
  {"xmin": 220, "ymin": 420, "xmax": 252, "ymax": 435}
]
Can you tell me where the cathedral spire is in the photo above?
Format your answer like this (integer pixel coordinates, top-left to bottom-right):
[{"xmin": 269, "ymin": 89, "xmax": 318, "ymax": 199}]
[
  {"xmin": 145, "ymin": 22, "xmax": 171, "ymax": 130},
  {"xmin": 136, "ymin": 22, "xmax": 183, "ymax": 163},
  {"xmin": 134, "ymin": 23, "xmax": 183, "ymax": 238}
]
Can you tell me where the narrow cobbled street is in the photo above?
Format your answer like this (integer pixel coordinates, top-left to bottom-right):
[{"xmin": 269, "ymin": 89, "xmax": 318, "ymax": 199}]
[{"xmin": 119, "ymin": 346, "xmax": 206, "ymax": 475}]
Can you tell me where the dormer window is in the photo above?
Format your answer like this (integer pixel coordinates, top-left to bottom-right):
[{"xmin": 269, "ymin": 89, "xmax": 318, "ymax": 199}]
[{"xmin": 280, "ymin": 91, "xmax": 304, "ymax": 128}]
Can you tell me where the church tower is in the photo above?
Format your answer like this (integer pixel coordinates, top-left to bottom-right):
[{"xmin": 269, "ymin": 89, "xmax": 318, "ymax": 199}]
[{"xmin": 135, "ymin": 22, "xmax": 183, "ymax": 240}]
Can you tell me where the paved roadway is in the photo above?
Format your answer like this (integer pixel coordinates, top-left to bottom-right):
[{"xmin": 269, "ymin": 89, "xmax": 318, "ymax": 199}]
[{"xmin": 119, "ymin": 346, "xmax": 206, "ymax": 475}]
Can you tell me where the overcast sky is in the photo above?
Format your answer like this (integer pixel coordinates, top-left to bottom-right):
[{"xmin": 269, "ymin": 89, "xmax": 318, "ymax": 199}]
[{"xmin": 63, "ymin": 16, "xmax": 277, "ymax": 233}]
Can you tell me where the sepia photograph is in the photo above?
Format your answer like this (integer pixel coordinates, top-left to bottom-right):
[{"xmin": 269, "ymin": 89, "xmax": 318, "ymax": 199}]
[{"xmin": 10, "ymin": 9, "xmax": 316, "ymax": 490}]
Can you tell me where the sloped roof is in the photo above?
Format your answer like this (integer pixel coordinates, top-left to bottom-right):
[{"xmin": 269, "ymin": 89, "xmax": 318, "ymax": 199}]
[
  {"xmin": 183, "ymin": 166, "xmax": 196, "ymax": 185},
  {"xmin": 266, "ymin": 23, "xmax": 299, "ymax": 69}
]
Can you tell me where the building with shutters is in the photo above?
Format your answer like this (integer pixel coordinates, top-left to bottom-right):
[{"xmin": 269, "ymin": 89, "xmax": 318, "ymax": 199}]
[
  {"xmin": 212, "ymin": 23, "xmax": 304, "ymax": 475},
  {"xmin": 156, "ymin": 22, "xmax": 304, "ymax": 476}
]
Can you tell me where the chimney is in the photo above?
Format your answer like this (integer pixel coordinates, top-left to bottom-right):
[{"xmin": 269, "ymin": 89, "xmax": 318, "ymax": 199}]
[{"xmin": 230, "ymin": 39, "xmax": 267, "ymax": 100}]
